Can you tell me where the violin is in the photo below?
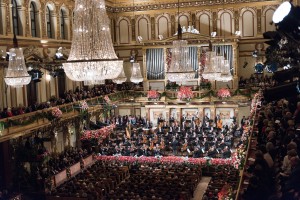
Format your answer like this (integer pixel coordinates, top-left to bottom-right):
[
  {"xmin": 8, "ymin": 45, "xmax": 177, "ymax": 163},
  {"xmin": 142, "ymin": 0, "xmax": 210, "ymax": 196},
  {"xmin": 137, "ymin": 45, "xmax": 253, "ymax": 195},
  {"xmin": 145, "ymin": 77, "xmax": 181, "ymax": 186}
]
[
  {"xmin": 181, "ymin": 142, "xmax": 188, "ymax": 151},
  {"xmin": 142, "ymin": 135, "xmax": 147, "ymax": 143},
  {"xmin": 149, "ymin": 141, "xmax": 154, "ymax": 150},
  {"xmin": 153, "ymin": 133, "xmax": 158, "ymax": 143},
  {"xmin": 160, "ymin": 140, "xmax": 165, "ymax": 150}
]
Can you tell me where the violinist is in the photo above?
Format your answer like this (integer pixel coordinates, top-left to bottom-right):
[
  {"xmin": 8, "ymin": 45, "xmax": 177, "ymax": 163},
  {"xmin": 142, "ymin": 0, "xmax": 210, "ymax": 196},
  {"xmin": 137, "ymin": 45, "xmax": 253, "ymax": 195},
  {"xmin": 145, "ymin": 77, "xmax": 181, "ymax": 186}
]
[
  {"xmin": 153, "ymin": 144, "xmax": 161, "ymax": 156},
  {"xmin": 171, "ymin": 137, "xmax": 179, "ymax": 155},
  {"xmin": 142, "ymin": 134, "xmax": 147, "ymax": 144},
  {"xmin": 142, "ymin": 144, "xmax": 150, "ymax": 156},
  {"xmin": 160, "ymin": 138, "xmax": 166, "ymax": 153},
  {"xmin": 181, "ymin": 138, "xmax": 188, "ymax": 155},
  {"xmin": 149, "ymin": 138, "xmax": 155, "ymax": 151},
  {"xmin": 153, "ymin": 132, "xmax": 158, "ymax": 143}
]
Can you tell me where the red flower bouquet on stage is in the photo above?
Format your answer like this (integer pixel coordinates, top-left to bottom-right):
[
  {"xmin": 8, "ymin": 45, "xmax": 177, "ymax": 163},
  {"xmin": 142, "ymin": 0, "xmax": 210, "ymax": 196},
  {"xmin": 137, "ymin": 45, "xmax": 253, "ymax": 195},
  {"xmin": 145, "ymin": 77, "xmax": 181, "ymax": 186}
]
[
  {"xmin": 177, "ymin": 86, "xmax": 194, "ymax": 101},
  {"xmin": 147, "ymin": 90, "xmax": 160, "ymax": 100},
  {"xmin": 217, "ymin": 88, "xmax": 231, "ymax": 99},
  {"xmin": 81, "ymin": 124, "xmax": 116, "ymax": 144}
]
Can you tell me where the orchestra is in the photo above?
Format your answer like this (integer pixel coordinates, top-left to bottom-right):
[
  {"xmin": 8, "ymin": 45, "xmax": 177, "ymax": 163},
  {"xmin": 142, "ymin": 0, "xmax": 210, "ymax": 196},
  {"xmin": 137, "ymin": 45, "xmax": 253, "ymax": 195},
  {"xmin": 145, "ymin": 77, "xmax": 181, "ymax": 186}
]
[{"xmin": 96, "ymin": 113, "xmax": 238, "ymax": 159}]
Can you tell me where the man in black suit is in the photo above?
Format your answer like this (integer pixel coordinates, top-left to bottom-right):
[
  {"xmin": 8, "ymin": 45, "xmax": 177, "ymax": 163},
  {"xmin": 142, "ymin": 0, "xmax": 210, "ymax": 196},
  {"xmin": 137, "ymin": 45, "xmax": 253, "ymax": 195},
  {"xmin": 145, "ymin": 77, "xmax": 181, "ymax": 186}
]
[
  {"xmin": 241, "ymin": 116, "xmax": 246, "ymax": 127},
  {"xmin": 207, "ymin": 146, "xmax": 217, "ymax": 158},
  {"xmin": 222, "ymin": 146, "xmax": 231, "ymax": 158},
  {"xmin": 171, "ymin": 137, "xmax": 179, "ymax": 155},
  {"xmin": 193, "ymin": 146, "xmax": 203, "ymax": 158}
]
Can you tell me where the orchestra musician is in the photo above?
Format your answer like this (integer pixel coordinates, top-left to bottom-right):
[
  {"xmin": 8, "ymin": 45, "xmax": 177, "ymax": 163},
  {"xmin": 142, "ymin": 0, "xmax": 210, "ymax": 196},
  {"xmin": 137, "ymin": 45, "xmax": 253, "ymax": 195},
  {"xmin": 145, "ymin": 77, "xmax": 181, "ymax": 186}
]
[
  {"xmin": 203, "ymin": 113, "xmax": 210, "ymax": 127},
  {"xmin": 217, "ymin": 118, "xmax": 223, "ymax": 129},
  {"xmin": 142, "ymin": 144, "xmax": 150, "ymax": 156},
  {"xmin": 149, "ymin": 138, "xmax": 155, "ymax": 151},
  {"xmin": 222, "ymin": 146, "xmax": 231, "ymax": 158},
  {"xmin": 181, "ymin": 139, "xmax": 188, "ymax": 156},
  {"xmin": 171, "ymin": 137, "xmax": 179, "ymax": 155},
  {"xmin": 193, "ymin": 146, "xmax": 203, "ymax": 158},
  {"xmin": 95, "ymin": 114, "xmax": 236, "ymax": 160},
  {"xmin": 207, "ymin": 146, "xmax": 217, "ymax": 158},
  {"xmin": 153, "ymin": 144, "xmax": 161, "ymax": 156},
  {"xmin": 160, "ymin": 138, "xmax": 166, "ymax": 154}
]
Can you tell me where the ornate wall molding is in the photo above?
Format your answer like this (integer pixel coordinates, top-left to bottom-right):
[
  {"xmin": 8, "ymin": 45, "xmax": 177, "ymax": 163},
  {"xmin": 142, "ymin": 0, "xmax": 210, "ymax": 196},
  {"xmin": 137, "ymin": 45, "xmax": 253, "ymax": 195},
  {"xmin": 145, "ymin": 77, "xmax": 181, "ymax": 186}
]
[{"xmin": 107, "ymin": 0, "xmax": 279, "ymax": 13}]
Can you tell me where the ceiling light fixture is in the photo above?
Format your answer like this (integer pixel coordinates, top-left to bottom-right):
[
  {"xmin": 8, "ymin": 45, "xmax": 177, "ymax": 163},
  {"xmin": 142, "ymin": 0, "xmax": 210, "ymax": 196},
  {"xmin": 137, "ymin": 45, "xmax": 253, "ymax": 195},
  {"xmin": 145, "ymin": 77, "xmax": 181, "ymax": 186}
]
[{"xmin": 63, "ymin": 0, "xmax": 123, "ymax": 82}]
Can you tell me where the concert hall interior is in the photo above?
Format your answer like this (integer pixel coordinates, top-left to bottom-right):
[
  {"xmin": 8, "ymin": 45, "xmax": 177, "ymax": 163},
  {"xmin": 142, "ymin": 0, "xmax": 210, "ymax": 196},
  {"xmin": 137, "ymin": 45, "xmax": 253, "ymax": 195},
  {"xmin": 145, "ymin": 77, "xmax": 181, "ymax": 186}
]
[{"xmin": 1, "ymin": 0, "xmax": 300, "ymax": 199}]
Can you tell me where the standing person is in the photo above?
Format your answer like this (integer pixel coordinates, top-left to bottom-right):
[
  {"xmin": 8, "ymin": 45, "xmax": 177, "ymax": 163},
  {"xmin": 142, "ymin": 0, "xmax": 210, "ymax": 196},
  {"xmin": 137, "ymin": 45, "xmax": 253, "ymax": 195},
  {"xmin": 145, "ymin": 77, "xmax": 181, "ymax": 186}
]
[
  {"xmin": 241, "ymin": 116, "xmax": 246, "ymax": 127},
  {"xmin": 203, "ymin": 113, "xmax": 210, "ymax": 127},
  {"xmin": 171, "ymin": 137, "xmax": 179, "ymax": 155}
]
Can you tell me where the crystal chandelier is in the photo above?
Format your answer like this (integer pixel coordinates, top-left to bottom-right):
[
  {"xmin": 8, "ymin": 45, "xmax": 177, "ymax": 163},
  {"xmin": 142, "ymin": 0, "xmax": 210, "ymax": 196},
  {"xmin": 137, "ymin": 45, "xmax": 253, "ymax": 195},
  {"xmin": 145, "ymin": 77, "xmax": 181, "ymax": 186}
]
[
  {"xmin": 84, "ymin": 79, "xmax": 105, "ymax": 86},
  {"xmin": 130, "ymin": 63, "xmax": 143, "ymax": 83},
  {"xmin": 216, "ymin": 57, "xmax": 232, "ymax": 82},
  {"xmin": 165, "ymin": 0, "xmax": 194, "ymax": 82},
  {"xmin": 63, "ymin": 0, "xmax": 123, "ymax": 82},
  {"xmin": 202, "ymin": 49, "xmax": 221, "ymax": 81},
  {"xmin": 166, "ymin": 38, "xmax": 195, "ymax": 82},
  {"xmin": 113, "ymin": 66, "xmax": 127, "ymax": 84},
  {"xmin": 5, "ymin": 48, "xmax": 31, "ymax": 88}
]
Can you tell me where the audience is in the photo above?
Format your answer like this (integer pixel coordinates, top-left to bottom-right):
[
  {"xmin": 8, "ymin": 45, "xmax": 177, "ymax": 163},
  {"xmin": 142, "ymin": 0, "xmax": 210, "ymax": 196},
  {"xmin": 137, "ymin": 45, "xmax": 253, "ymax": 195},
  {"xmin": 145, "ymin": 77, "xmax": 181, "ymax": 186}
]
[
  {"xmin": 242, "ymin": 95, "xmax": 300, "ymax": 200},
  {"xmin": 0, "ymin": 81, "xmax": 143, "ymax": 120}
]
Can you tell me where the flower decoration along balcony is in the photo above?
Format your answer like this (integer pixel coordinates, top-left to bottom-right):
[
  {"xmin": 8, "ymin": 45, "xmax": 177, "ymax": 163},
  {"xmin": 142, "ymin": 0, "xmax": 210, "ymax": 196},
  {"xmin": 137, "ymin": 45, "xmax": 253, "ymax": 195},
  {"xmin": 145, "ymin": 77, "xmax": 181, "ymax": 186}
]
[
  {"xmin": 177, "ymin": 86, "xmax": 194, "ymax": 102},
  {"xmin": 217, "ymin": 88, "xmax": 231, "ymax": 99},
  {"xmin": 104, "ymin": 95, "xmax": 112, "ymax": 104},
  {"xmin": 79, "ymin": 100, "xmax": 89, "ymax": 110},
  {"xmin": 51, "ymin": 107, "xmax": 62, "ymax": 118},
  {"xmin": 147, "ymin": 90, "xmax": 160, "ymax": 101},
  {"xmin": 45, "ymin": 107, "xmax": 63, "ymax": 123}
]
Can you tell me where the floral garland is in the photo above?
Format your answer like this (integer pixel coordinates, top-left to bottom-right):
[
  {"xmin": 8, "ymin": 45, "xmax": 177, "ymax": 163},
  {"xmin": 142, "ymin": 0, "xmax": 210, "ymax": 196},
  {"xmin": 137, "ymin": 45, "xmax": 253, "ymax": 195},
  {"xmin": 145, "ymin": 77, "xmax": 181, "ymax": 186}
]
[
  {"xmin": 147, "ymin": 90, "xmax": 160, "ymax": 100},
  {"xmin": 104, "ymin": 95, "xmax": 112, "ymax": 104},
  {"xmin": 177, "ymin": 86, "xmax": 194, "ymax": 101},
  {"xmin": 51, "ymin": 107, "xmax": 62, "ymax": 118},
  {"xmin": 80, "ymin": 124, "xmax": 116, "ymax": 143},
  {"xmin": 231, "ymin": 145, "xmax": 247, "ymax": 170},
  {"xmin": 79, "ymin": 100, "xmax": 89, "ymax": 110},
  {"xmin": 217, "ymin": 88, "xmax": 231, "ymax": 98},
  {"xmin": 250, "ymin": 91, "xmax": 262, "ymax": 118},
  {"xmin": 96, "ymin": 155, "xmax": 233, "ymax": 166}
]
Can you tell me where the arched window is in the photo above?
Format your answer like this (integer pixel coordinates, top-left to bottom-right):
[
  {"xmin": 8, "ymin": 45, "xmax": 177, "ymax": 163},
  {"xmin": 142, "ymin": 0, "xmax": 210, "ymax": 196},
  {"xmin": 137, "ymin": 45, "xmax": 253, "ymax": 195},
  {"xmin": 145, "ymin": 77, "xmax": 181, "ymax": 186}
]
[
  {"xmin": 30, "ymin": 2, "xmax": 37, "ymax": 37},
  {"xmin": 60, "ymin": 9, "xmax": 66, "ymax": 39},
  {"xmin": 46, "ymin": 6, "xmax": 53, "ymax": 38},
  {"xmin": 12, "ymin": 0, "xmax": 20, "ymax": 35}
]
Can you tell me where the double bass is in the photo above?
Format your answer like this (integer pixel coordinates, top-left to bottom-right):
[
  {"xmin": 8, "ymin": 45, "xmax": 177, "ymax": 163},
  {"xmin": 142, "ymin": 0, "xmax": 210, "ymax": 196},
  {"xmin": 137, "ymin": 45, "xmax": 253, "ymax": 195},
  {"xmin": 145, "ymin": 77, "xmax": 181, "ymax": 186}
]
[{"xmin": 160, "ymin": 139, "xmax": 165, "ymax": 150}]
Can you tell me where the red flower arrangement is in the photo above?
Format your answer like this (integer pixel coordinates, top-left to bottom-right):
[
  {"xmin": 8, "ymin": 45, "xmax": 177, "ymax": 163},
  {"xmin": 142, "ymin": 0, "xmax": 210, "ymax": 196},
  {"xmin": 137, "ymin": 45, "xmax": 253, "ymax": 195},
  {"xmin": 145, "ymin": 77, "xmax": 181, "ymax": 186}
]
[
  {"xmin": 51, "ymin": 107, "xmax": 62, "ymax": 118},
  {"xmin": 177, "ymin": 86, "xmax": 194, "ymax": 101},
  {"xmin": 81, "ymin": 124, "xmax": 115, "ymax": 143},
  {"xmin": 147, "ymin": 90, "xmax": 160, "ymax": 100},
  {"xmin": 217, "ymin": 88, "xmax": 231, "ymax": 98}
]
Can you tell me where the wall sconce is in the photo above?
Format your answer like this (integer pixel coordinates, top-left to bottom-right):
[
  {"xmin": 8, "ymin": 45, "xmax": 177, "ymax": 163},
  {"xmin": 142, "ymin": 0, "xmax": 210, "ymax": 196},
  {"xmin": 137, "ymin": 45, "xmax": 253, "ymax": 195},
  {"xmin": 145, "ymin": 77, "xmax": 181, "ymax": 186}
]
[
  {"xmin": 137, "ymin": 36, "xmax": 143, "ymax": 43},
  {"xmin": 211, "ymin": 32, "xmax": 217, "ymax": 37},
  {"xmin": 235, "ymin": 31, "xmax": 241, "ymax": 36},
  {"xmin": 46, "ymin": 74, "xmax": 51, "ymax": 81}
]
